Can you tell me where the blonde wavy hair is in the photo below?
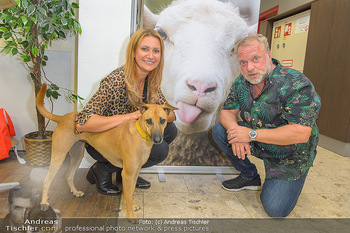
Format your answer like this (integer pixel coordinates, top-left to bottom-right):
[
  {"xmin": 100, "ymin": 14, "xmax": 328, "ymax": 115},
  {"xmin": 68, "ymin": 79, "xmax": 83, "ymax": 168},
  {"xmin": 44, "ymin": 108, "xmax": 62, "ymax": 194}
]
[
  {"xmin": 234, "ymin": 34, "xmax": 270, "ymax": 55},
  {"xmin": 124, "ymin": 28, "xmax": 164, "ymax": 104}
]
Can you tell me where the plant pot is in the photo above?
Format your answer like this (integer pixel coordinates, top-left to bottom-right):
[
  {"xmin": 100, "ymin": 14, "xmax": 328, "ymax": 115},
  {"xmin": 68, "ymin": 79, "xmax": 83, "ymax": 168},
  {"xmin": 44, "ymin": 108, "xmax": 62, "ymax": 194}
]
[{"xmin": 23, "ymin": 131, "xmax": 53, "ymax": 167}]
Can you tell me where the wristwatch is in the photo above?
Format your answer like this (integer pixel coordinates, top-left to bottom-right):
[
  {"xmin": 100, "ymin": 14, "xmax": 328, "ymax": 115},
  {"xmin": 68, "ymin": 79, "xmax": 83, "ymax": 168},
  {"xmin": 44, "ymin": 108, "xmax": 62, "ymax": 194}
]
[{"xmin": 248, "ymin": 129, "xmax": 257, "ymax": 141}]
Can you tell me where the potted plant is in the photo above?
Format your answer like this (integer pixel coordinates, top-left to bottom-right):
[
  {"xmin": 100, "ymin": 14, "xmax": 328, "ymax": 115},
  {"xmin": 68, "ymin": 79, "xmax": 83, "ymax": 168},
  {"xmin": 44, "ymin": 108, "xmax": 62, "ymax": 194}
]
[{"xmin": 0, "ymin": 0, "xmax": 82, "ymax": 166}]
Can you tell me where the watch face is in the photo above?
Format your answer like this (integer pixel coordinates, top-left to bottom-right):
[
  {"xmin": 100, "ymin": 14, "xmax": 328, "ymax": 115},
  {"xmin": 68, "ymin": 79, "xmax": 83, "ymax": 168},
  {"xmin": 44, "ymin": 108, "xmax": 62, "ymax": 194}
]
[{"xmin": 249, "ymin": 130, "xmax": 257, "ymax": 139}]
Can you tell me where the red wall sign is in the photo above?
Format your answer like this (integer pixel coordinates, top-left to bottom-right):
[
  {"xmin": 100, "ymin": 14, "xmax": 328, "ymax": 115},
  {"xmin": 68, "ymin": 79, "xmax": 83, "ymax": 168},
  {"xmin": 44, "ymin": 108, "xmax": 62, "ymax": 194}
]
[
  {"xmin": 281, "ymin": 60, "xmax": 293, "ymax": 67},
  {"xmin": 284, "ymin": 23, "xmax": 292, "ymax": 36},
  {"xmin": 274, "ymin": 26, "xmax": 281, "ymax": 38}
]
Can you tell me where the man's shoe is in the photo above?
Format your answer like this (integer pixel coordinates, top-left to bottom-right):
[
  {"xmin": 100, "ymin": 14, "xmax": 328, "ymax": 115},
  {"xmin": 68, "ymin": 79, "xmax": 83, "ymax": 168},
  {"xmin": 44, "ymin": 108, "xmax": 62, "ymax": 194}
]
[
  {"xmin": 86, "ymin": 162, "xmax": 121, "ymax": 195},
  {"xmin": 135, "ymin": 176, "xmax": 151, "ymax": 189},
  {"xmin": 222, "ymin": 174, "xmax": 261, "ymax": 191}
]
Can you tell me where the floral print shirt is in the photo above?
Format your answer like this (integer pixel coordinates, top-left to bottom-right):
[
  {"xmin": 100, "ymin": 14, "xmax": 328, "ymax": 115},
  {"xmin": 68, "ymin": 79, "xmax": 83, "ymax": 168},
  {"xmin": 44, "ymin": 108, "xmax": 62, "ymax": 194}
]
[{"xmin": 223, "ymin": 59, "xmax": 321, "ymax": 180}]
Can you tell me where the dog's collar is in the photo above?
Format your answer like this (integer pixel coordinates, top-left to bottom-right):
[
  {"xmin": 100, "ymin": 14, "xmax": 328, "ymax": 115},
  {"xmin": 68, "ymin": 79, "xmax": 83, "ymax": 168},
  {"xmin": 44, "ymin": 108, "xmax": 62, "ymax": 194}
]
[{"xmin": 136, "ymin": 121, "xmax": 151, "ymax": 141}]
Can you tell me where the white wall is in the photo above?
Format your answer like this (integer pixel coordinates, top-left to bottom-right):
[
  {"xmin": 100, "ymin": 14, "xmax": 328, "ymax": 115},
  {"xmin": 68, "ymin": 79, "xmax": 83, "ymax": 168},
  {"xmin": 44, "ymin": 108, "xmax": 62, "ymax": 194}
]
[
  {"xmin": 260, "ymin": 0, "xmax": 313, "ymax": 14},
  {"xmin": 77, "ymin": 0, "xmax": 132, "ymax": 167},
  {"xmin": 0, "ymin": 39, "xmax": 74, "ymax": 150},
  {"xmin": 77, "ymin": 0, "xmax": 132, "ymax": 107}
]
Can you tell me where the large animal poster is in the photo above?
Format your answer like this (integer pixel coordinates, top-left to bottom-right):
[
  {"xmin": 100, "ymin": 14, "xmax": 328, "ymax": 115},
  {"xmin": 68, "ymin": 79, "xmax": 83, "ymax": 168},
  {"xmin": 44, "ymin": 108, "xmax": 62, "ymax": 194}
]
[{"xmin": 143, "ymin": 0, "xmax": 260, "ymax": 166}]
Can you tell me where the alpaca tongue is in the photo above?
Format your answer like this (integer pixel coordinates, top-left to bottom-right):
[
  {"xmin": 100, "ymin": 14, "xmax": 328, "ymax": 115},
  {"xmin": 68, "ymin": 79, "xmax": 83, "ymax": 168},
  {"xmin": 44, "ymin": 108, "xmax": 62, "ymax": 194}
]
[{"xmin": 176, "ymin": 102, "xmax": 202, "ymax": 124}]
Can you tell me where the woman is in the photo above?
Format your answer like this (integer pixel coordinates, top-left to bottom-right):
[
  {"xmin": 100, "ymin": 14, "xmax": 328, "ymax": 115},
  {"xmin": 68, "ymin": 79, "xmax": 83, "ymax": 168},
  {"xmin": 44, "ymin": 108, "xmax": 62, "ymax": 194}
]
[{"xmin": 76, "ymin": 28, "xmax": 177, "ymax": 195}]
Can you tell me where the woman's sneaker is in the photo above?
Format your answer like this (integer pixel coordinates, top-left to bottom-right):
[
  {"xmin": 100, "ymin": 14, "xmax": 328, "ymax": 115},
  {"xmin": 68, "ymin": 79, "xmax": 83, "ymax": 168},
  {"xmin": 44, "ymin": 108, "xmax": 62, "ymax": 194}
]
[{"xmin": 222, "ymin": 174, "xmax": 261, "ymax": 191}]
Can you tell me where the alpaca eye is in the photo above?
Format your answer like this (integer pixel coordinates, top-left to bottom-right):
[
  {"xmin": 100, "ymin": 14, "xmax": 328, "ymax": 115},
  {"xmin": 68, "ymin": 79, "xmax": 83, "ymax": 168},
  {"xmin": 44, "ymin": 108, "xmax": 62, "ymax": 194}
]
[
  {"xmin": 146, "ymin": 119, "xmax": 152, "ymax": 125},
  {"xmin": 155, "ymin": 25, "xmax": 168, "ymax": 41}
]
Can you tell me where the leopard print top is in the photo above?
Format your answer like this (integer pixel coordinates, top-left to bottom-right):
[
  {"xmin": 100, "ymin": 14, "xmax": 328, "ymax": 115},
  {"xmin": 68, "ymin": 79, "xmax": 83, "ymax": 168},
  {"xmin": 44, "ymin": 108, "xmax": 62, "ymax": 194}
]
[{"xmin": 76, "ymin": 66, "xmax": 168, "ymax": 126}]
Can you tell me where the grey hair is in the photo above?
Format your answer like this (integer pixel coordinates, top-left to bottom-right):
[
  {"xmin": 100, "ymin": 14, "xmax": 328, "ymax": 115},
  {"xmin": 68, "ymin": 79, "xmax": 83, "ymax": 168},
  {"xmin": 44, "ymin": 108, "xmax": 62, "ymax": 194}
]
[{"xmin": 234, "ymin": 34, "xmax": 270, "ymax": 55}]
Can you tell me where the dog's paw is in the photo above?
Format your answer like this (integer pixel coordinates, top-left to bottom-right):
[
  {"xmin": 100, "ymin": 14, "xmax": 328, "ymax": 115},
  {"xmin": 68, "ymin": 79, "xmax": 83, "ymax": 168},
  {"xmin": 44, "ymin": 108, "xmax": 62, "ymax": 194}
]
[
  {"xmin": 128, "ymin": 217, "xmax": 139, "ymax": 224},
  {"xmin": 40, "ymin": 203, "xmax": 50, "ymax": 211},
  {"xmin": 133, "ymin": 204, "xmax": 140, "ymax": 212},
  {"xmin": 72, "ymin": 190, "xmax": 84, "ymax": 197}
]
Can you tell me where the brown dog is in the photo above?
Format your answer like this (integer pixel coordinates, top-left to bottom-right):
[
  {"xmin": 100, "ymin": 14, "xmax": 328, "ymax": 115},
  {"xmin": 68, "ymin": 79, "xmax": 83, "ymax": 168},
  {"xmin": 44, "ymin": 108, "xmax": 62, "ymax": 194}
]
[{"xmin": 36, "ymin": 84, "xmax": 177, "ymax": 220}]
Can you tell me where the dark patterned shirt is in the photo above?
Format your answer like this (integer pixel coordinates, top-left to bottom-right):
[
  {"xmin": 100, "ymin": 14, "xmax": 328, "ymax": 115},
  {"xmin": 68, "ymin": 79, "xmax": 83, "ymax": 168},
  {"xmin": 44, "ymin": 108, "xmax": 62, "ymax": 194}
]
[
  {"xmin": 76, "ymin": 66, "xmax": 168, "ymax": 126},
  {"xmin": 223, "ymin": 59, "xmax": 321, "ymax": 180}
]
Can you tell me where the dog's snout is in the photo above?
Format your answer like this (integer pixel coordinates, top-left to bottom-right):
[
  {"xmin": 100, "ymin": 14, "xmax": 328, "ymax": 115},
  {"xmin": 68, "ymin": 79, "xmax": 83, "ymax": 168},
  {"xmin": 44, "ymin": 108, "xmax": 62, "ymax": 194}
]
[{"xmin": 152, "ymin": 133, "xmax": 163, "ymax": 144}]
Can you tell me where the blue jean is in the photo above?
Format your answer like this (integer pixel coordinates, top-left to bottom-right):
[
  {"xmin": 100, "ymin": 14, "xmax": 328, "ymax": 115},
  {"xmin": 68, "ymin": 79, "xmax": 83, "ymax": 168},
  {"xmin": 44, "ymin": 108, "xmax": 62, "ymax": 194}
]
[{"xmin": 212, "ymin": 123, "xmax": 309, "ymax": 218}]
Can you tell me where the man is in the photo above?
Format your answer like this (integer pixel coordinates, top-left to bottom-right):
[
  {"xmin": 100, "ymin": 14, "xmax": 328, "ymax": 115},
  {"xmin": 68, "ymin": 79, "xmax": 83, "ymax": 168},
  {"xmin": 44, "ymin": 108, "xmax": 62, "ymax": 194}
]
[
  {"xmin": 212, "ymin": 34, "xmax": 321, "ymax": 218},
  {"xmin": 1, "ymin": 185, "xmax": 61, "ymax": 233}
]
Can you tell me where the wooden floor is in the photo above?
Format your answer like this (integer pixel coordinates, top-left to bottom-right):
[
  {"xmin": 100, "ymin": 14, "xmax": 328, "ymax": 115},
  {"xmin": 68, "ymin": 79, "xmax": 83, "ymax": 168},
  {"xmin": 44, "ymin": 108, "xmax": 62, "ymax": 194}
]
[{"xmin": 0, "ymin": 151, "xmax": 122, "ymax": 218}]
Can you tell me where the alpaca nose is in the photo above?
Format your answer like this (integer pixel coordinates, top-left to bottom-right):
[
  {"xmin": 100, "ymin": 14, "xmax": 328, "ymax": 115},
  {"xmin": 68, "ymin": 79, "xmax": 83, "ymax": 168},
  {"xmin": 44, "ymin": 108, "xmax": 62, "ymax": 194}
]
[{"xmin": 187, "ymin": 81, "xmax": 217, "ymax": 98}]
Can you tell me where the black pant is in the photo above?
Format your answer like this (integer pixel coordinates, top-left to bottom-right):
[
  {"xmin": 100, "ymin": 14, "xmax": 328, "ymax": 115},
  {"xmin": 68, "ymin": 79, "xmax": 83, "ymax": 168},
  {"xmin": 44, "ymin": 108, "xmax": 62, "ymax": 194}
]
[{"xmin": 85, "ymin": 122, "xmax": 177, "ymax": 172}]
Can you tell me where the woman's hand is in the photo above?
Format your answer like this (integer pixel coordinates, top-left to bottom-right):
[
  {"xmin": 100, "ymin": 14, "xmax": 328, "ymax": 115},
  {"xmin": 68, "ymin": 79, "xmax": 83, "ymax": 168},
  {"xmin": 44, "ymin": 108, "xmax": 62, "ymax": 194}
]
[{"xmin": 129, "ymin": 110, "xmax": 141, "ymax": 120}]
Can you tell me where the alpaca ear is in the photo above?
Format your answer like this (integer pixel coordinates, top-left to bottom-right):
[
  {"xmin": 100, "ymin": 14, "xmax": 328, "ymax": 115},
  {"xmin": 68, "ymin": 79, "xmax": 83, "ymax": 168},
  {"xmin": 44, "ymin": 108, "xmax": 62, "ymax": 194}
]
[
  {"xmin": 143, "ymin": 6, "xmax": 158, "ymax": 29},
  {"xmin": 162, "ymin": 104, "xmax": 178, "ymax": 115}
]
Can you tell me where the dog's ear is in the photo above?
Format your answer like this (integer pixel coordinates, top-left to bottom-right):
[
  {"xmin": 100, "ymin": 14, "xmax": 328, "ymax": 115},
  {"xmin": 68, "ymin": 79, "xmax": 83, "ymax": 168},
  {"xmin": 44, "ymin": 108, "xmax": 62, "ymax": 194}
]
[
  {"xmin": 134, "ymin": 102, "xmax": 149, "ymax": 114},
  {"xmin": 162, "ymin": 104, "xmax": 178, "ymax": 115}
]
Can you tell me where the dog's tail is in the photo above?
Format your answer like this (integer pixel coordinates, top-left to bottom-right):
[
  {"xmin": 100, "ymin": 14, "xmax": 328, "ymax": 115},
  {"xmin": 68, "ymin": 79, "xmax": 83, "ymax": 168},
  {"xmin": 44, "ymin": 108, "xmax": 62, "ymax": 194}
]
[{"xmin": 36, "ymin": 83, "xmax": 62, "ymax": 123}]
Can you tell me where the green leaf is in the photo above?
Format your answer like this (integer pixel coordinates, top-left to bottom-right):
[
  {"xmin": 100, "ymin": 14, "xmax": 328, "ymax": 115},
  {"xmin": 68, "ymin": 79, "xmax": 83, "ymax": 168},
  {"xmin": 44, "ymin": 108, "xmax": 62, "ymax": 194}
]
[
  {"xmin": 32, "ymin": 46, "xmax": 39, "ymax": 56},
  {"xmin": 35, "ymin": 11, "xmax": 43, "ymax": 23},
  {"xmin": 5, "ymin": 15, "xmax": 14, "ymax": 24},
  {"xmin": 43, "ymin": 23, "xmax": 49, "ymax": 31},
  {"xmin": 22, "ymin": 0, "xmax": 29, "ymax": 9},
  {"xmin": 11, "ymin": 48, "xmax": 18, "ymax": 56},
  {"xmin": 71, "ymin": 3, "xmax": 79, "ymax": 8},
  {"xmin": 43, "ymin": 55, "xmax": 48, "ymax": 61},
  {"xmin": 50, "ymin": 18, "xmax": 59, "ymax": 25},
  {"xmin": 68, "ymin": 94, "xmax": 76, "ymax": 103},
  {"xmin": 46, "ymin": 88, "xmax": 53, "ymax": 98},
  {"xmin": 22, "ymin": 41, "xmax": 29, "ymax": 48},
  {"xmin": 21, "ymin": 16, "xmax": 28, "ymax": 25},
  {"xmin": 58, "ymin": 30, "xmax": 65, "ymax": 38},
  {"xmin": 7, "ymin": 41, "xmax": 16, "ymax": 47},
  {"xmin": 50, "ymin": 84, "xmax": 59, "ymax": 90},
  {"xmin": 51, "ymin": 90, "xmax": 60, "ymax": 99},
  {"xmin": 0, "ymin": 14, "xmax": 7, "ymax": 21},
  {"xmin": 70, "ymin": 8, "xmax": 75, "ymax": 16},
  {"xmin": 37, "ymin": 6, "xmax": 46, "ymax": 16},
  {"xmin": 4, "ymin": 46, "xmax": 12, "ymax": 54},
  {"xmin": 27, "ymin": 5, "xmax": 35, "ymax": 15},
  {"xmin": 42, "ymin": 60, "xmax": 46, "ymax": 66},
  {"xmin": 3, "ymin": 32, "xmax": 12, "ymax": 40},
  {"xmin": 73, "ymin": 21, "xmax": 80, "ymax": 33},
  {"xmin": 29, "ymin": 72, "xmax": 35, "ymax": 81},
  {"xmin": 21, "ymin": 54, "xmax": 30, "ymax": 62},
  {"xmin": 61, "ymin": 17, "xmax": 67, "ymax": 25},
  {"xmin": 0, "ymin": 27, "xmax": 7, "ymax": 32},
  {"xmin": 63, "ymin": 0, "xmax": 68, "ymax": 10}
]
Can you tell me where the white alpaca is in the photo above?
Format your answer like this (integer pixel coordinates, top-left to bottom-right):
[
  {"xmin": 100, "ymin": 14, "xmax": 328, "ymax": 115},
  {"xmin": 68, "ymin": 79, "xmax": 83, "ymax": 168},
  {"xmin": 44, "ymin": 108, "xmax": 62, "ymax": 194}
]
[
  {"xmin": 144, "ymin": 0, "xmax": 256, "ymax": 134},
  {"xmin": 143, "ymin": 0, "xmax": 258, "ymax": 165}
]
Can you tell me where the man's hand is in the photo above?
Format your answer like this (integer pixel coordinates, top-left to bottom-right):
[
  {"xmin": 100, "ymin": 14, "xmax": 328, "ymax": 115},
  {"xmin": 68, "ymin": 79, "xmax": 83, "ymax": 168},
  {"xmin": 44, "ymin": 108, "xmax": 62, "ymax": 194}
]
[
  {"xmin": 227, "ymin": 125, "xmax": 251, "ymax": 143},
  {"xmin": 227, "ymin": 126, "xmax": 252, "ymax": 160},
  {"xmin": 230, "ymin": 142, "xmax": 251, "ymax": 160}
]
